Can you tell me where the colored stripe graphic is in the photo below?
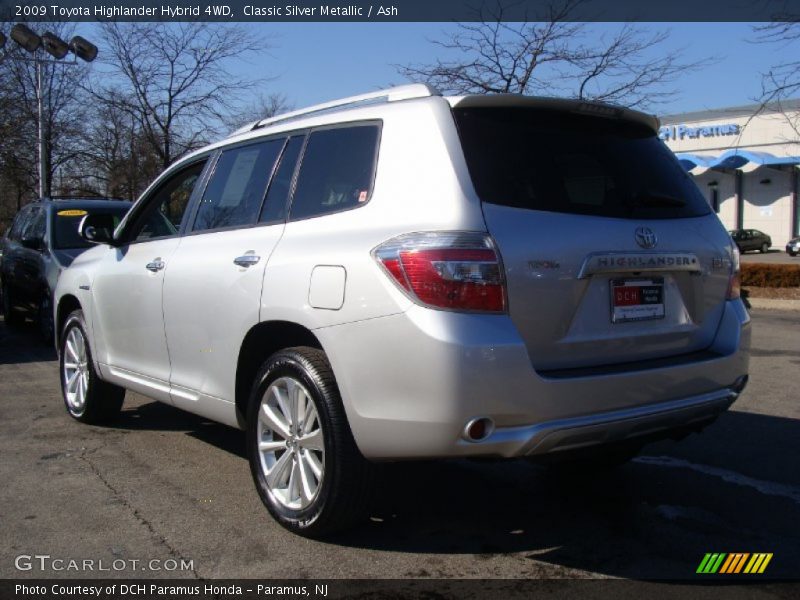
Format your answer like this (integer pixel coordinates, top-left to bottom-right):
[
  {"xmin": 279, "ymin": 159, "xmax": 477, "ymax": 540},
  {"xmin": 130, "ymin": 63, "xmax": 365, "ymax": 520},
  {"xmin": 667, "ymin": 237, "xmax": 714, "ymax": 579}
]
[{"xmin": 700, "ymin": 553, "xmax": 772, "ymax": 574}]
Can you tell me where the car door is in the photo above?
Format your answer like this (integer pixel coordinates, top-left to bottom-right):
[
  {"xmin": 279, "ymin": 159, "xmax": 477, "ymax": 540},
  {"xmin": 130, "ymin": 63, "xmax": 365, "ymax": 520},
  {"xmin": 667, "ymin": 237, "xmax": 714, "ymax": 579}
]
[
  {"xmin": 16, "ymin": 206, "xmax": 48, "ymax": 306},
  {"xmin": 162, "ymin": 136, "xmax": 302, "ymax": 423},
  {"xmin": 2, "ymin": 206, "xmax": 34, "ymax": 300},
  {"xmin": 91, "ymin": 160, "xmax": 208, "ymax": 400}
]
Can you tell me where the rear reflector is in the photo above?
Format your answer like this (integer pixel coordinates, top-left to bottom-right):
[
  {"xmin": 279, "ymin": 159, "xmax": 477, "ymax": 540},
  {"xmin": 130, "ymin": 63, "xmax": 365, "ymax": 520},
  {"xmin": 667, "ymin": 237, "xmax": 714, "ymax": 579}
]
[
  {"xmin": 373, "ymin": 232, "xmax": 506, "ymax": 312},
  {"xmin": 727, "ymin": 245, "xmax": 741, "ymax": 300}
]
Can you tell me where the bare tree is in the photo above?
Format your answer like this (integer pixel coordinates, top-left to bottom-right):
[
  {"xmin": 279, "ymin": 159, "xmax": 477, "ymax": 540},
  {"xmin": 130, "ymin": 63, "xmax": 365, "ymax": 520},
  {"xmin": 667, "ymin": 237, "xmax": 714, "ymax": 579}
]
[
  {"xmin": 221, "ymin": 91, "xmax": 293, "ymax": 133},
  {"xmin": 90, "ymin": 23, "xmax": 272, "ymax": 170},
  {"xmin": 0, "ymin": 23, "xmax": 89, "ymax": 224},
  {"xmin": 752, "ymin": 16, "xmax": 800, "ymax": 138},
  {"xmin": 397, "ymin": 0, "xmax": 708, "ymax": 110}
]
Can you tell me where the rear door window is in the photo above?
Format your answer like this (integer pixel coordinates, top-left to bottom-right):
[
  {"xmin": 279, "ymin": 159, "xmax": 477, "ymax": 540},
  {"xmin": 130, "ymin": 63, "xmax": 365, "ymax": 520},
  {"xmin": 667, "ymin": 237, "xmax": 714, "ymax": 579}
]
[
  {"xmin": 259, "ymin": 136, "xmax": 304, "ymax": 224},
  {"xmin": 289, "ymin": 124, "xmax": 380, "ymax": 221},
  {"xmin": 453, "ymin": 108, "xmax": 711, "ymax": 220},
  {"xmin": 193, "ymin": 139, "xmax": 284, "ymax": 232}
]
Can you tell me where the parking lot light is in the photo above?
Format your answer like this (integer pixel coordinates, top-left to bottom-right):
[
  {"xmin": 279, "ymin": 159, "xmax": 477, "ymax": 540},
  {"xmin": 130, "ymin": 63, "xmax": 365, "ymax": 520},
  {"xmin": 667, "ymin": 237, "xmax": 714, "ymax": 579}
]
[
  {"xmin": 42, "ymin": 32, "xmax": 70, "ymax": 60},
  {"xmin": 10, "ymin": 24, "xmax": 41, "ymax": 53},
  {"xmin": 69, "ymin": 36, "xmax": 98, "ymax": 63}
]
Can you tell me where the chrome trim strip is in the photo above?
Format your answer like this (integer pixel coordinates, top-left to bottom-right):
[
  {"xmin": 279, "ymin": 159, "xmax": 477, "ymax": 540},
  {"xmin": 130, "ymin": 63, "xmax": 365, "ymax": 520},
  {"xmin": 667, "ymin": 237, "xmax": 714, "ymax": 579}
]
[{"xmin": 577, "ymin": 252, "xmax": 701, "ymax": 279}]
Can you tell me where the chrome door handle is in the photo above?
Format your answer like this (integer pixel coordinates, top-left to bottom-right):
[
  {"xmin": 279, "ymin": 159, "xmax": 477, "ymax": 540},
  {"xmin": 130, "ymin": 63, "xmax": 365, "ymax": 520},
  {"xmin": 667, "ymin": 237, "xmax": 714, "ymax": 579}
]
[
  {"xmin": 146, "ymin": 260, "xmax": 165, "ymax": 272},
  {"xmin": 233, "ymin": 254, "xmax": 261, "ymax": 268}
]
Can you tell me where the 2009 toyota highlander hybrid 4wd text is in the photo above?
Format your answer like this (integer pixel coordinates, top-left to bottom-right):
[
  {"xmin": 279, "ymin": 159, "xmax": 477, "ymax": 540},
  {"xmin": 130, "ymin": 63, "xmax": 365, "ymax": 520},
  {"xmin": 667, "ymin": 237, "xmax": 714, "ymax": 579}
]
[{"xmin": 55, "ymin": 85, "xmax": 750, "ymax": 536}]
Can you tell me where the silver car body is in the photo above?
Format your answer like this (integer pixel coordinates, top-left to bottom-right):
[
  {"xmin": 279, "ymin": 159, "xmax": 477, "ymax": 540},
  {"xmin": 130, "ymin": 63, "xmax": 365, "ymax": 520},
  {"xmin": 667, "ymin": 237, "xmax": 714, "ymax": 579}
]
[{"xmin": 55, "ymin": 84, "xmax": 750, "ymax": 460}]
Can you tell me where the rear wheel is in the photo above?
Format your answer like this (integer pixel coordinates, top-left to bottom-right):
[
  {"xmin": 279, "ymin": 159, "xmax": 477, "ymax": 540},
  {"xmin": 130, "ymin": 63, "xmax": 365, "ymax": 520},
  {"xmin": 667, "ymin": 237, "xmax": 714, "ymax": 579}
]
[
  {"xmin": 60, "ymin": 309, "xmax": 124, "ymax": 423},
  {"xmin": 760, "ymin": 242, "xmax": 769, "ymax": 253},
  {"xmin": 2, "ymin": 283, "xmax": 24, "ymax": 327},
  {"xmin": 246, "ymin": 346, "xmax": 372, "ymax": 537}
]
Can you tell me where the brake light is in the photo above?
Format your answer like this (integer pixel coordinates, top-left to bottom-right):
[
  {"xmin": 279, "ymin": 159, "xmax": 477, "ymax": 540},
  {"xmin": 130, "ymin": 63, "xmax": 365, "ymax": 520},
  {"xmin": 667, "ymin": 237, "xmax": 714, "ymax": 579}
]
[
  {"xmin": 727, "ymin": 244, "xmax": 741, "ymax": 300},
  {"xmin": 373, "ymin": 232, "xmax": 506, "ymax": 312}
]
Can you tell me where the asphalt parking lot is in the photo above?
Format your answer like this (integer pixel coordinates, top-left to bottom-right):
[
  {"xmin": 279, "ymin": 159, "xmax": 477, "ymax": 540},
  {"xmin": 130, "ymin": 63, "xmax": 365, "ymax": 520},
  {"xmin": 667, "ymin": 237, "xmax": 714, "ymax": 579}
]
[{"xmin": 0, "ymin": 310, "xmax": 798, "ymax": 583}]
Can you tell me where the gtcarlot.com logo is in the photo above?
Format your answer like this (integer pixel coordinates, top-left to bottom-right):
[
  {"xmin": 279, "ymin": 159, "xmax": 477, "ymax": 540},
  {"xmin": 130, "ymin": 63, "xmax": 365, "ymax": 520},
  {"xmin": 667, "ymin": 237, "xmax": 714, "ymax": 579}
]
[
  {"xmin": 696, "ymin": 552, "xmax": 773, "ymax": 574},
  {"xmin": 14, "ymin": 554, "xmax": 194, "ymax": 572}
]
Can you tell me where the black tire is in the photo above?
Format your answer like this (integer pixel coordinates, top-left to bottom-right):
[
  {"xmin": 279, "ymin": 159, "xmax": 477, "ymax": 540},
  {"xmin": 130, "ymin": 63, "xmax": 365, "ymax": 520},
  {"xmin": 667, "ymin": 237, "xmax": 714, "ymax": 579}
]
[
  {"xmin": 59, "ymin": 309, "xmax": 124, "ymax": 424},
  {"xmin": 246, "ymin": 346, "xmax": 373, "ymax": 537},
  {"xmin": 760, "ymin": 242, "xmax": 769, "ymax": 253},
  {"xmin": 2, "ymin": 283, "xmax": 24, "ymax": 328},
  {"xmin": 38, "ymin": 293, "xmax": 55, "ymax": 345}
]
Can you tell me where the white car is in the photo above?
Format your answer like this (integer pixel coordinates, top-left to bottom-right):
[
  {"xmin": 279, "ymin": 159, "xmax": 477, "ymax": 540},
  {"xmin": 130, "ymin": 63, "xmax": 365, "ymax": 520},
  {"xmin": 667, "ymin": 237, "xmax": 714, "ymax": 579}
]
[{"xmin": 55, "ymin": 85, "xmax": 750, "ymax": 536}]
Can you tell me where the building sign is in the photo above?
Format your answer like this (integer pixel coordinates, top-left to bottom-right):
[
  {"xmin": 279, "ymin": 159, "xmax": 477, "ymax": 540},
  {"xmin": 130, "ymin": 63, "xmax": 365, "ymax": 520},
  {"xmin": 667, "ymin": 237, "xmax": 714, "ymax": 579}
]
[{"xmin": 659, "ymin": 123, "xmax": 740, "ymax": 142}]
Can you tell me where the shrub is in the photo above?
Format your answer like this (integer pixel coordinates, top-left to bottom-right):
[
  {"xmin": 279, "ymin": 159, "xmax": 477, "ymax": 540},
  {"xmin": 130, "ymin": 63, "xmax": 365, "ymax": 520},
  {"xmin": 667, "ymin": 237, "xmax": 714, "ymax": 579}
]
[{"xmin": 741, "ymin": 263, "xmax": 800, "ymax": 288}]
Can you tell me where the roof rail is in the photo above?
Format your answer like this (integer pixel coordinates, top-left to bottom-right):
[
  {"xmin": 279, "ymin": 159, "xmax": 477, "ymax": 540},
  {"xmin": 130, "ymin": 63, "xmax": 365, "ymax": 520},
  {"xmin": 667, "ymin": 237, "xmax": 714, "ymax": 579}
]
[{"xmin": 228, "ymin": 84, "xmax": 440, "ymax": 137}]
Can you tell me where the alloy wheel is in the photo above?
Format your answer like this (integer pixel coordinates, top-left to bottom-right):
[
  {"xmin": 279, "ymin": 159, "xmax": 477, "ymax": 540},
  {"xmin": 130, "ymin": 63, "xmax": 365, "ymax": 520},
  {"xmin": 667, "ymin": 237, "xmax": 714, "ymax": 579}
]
[
  {"xmin": 256, "ymin": 376, "xmax": 325, "ymax": 510},
  {"xmin": 62, "ymin": 327, "xmax": 90, "ymax": 414}
]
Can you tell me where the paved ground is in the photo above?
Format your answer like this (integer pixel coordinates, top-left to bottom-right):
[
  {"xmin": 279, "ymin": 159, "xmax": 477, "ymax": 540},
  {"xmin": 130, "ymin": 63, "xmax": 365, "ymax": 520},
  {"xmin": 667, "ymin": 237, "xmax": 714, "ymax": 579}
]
[
  {"xmin": 0, "ymin": 310, "xmax": 798, "ymax": 584},
  {"xmin": 741, "ymin": 250, "xmax": 798, "ymax": 264}
]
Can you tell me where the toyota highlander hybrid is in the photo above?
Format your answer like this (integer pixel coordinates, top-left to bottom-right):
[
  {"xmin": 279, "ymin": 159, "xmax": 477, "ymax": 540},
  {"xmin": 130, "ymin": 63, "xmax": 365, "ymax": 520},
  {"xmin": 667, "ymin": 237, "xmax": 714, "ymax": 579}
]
[{"xmin": 54, "ymin": 84, "xmax": 750, "ymax": 536}]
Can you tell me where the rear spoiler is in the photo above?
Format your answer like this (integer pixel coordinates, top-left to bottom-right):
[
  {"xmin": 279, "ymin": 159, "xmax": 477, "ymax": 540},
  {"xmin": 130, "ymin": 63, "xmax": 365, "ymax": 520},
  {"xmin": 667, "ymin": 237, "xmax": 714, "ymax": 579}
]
[{"xmin": 446, "ymin": 95, "xmax": 660, "ymax": 134}]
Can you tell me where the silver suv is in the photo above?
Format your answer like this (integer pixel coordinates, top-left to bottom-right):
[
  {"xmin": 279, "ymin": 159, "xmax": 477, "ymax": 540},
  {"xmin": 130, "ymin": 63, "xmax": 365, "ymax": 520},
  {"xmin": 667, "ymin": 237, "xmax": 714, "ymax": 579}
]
[{"xmin": 55, "ymin": 84, "xmax": 750, "ymax": 536}]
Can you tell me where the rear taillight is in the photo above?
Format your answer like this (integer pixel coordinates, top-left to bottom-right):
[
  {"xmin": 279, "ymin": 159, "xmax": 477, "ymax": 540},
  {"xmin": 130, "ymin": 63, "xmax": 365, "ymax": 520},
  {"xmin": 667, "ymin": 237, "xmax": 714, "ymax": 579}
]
[
  {"xmin": 373, "ymin": 232, "xmax": 506, "ymax": 313},
  {"xmin": 727, "ymin": 244, "xmax": 741, "ymax": 300}
]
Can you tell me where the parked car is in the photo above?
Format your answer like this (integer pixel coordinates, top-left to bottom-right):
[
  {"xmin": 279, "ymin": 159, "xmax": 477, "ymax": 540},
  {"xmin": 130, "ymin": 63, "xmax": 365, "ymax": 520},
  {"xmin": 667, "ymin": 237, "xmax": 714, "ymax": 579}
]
[
  {"xmin": 729, "ymin": 229, "xmax": 772, "ymax": 253},
  {"xmin": 55, "ymin": 85, "xmax": 750, "ymax": 537},
  {"xmin": 1, "ymin": 198, "xmax": 130, "ymax": 341},
  {"xmin": 786, "ymin": 236, "xmax": 800, "ymax": 257}
]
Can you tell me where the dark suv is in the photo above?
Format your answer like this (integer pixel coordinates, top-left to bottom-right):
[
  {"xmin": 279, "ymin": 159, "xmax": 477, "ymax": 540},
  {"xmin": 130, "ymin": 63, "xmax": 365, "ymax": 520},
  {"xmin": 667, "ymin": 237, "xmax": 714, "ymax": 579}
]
[
  {"xmin": 1, "ymin": 198, "xmax": 130, "ymax": 340},
  {"xmin": 729, "ymin": 229, "xmax": 772, "ymax": 254}
]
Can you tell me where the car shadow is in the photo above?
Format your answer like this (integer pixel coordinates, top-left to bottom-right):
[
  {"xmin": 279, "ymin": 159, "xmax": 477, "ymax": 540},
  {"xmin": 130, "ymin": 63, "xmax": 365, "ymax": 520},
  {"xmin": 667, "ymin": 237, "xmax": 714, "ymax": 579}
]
[
  {"xmin": 0, "ymin": 315, "xmax": 57, "ymax": 364},
  {"xmin": 327, "ymin": 409, "xmax": 800, "ymax": 579},
  {"xmin": 110, "ymin": 397, "xmax": 800, "ymax": 579}
]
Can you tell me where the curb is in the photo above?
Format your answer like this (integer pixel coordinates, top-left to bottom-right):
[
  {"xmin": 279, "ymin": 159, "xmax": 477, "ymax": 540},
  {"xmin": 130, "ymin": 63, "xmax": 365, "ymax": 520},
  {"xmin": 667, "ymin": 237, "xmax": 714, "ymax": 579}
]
[{"xmin": 747, "ymin": 297, "xmax": 800, "ymax": 311}]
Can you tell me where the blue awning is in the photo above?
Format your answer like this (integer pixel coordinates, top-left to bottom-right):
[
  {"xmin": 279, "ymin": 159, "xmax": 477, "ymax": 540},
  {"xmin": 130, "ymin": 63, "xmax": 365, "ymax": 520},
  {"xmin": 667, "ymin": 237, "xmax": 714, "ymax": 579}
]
[{"xmin": 675, "ymin": 150, "xmax": 800, "ymax": 173}]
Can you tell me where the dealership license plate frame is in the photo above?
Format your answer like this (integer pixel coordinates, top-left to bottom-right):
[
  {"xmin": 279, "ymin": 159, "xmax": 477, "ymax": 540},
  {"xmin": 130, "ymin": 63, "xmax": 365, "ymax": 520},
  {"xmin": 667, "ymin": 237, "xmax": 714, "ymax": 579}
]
[{"xmin": 610, "ymin": 277, "xmax": 665, "ymax": 323}]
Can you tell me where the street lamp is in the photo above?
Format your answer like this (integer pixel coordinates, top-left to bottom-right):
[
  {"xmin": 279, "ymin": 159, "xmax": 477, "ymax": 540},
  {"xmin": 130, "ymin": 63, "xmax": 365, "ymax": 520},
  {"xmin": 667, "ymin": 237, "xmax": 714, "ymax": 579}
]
[{"xmin": 4, "ymin": 25, "xmax": 98, "ymax": 199}]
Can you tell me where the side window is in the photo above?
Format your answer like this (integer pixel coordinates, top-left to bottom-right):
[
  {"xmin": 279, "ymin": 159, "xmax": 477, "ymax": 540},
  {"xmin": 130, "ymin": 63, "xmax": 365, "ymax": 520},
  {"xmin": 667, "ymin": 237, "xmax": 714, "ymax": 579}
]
[
  {"xmin": 21, "ymin": 208, "xmax": 44, "ymax": 241},
  {"xmin": 193, "ymin": 139, "xmax": 285, "ymax": 232},
  {"xmin": 8, "ymin": 208, "xmax": 32, "ymax": 241},
  {"xmin": 260, "ymin": 136, "xmax": 304, "ymax": 224},
  {"xmin": 289, "ymin": 124, "xmax": 380, "ymax": 221},
  {"xmin": 131, "ymin": 161, "xmax": 207, "ymax": 243}
]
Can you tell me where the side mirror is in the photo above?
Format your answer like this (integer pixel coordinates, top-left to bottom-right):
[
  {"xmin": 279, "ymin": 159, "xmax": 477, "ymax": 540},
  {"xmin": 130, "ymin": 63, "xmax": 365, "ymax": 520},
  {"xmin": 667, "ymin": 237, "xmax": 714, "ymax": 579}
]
[
  {"xmin": 20, "ymin": 235, "xmax": 43, "ymax": 250},
  {"xmin": 79, "ymin": 213, "xmax": 117, "ymax": 245}
]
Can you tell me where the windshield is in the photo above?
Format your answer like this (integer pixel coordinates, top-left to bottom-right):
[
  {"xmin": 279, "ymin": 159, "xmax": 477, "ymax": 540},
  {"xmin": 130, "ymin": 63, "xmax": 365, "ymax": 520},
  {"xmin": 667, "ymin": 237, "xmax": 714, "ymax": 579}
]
[
  {"xmin": 453, "ymin": 107, "xmax": 711, "ymax": 220},
  {"xmin": 53, "ymin": 205, "xmax": 130, "ymax": 249}
]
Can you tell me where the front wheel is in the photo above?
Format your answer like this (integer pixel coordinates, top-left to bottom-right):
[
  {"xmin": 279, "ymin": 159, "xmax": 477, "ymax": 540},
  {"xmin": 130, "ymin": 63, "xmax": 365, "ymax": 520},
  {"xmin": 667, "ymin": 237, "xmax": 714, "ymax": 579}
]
[
  {"xmin": 246, "ymin": 346, "xmax": 372, "ymax": 537},
  {"xmin": 60, "ymin": 309, "xmax": 124, "ymax": 423},
  {"xmin": 760, "ymin": 242, "xmax": 769, "ymax": 253}
]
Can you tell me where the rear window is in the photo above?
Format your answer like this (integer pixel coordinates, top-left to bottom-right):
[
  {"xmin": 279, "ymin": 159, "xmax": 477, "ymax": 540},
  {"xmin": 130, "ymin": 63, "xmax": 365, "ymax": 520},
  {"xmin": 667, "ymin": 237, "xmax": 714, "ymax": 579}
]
[
  {"xmin": 453, "ymin": 108, "xmax": 711, "ymax": 220},
  {"xmin": 289, "ymin": 124, "xmax": 380, "ymax": 221}
]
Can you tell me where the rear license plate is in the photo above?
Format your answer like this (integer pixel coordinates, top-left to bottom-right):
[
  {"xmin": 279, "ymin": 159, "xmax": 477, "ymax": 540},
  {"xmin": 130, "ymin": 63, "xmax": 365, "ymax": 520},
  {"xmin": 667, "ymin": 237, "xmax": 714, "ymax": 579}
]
[{"xmin": 610, "ymin": 277, "xmax": 665, "ymax": 323}]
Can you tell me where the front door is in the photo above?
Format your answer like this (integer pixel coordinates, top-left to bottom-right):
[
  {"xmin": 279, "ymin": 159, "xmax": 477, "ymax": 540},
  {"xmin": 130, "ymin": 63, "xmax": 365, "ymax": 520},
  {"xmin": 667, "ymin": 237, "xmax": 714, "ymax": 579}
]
[{"xmin": 91, "ymin": 160, "xmax": 207, "ymax": 397}]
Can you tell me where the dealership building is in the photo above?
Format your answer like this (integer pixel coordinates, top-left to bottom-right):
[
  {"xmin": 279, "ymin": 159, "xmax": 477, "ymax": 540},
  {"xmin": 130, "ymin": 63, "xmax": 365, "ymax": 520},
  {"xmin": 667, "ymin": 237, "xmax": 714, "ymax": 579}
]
[{"xmin": 660, "ymin": 99, "xmax": 800, "ymax": 248}]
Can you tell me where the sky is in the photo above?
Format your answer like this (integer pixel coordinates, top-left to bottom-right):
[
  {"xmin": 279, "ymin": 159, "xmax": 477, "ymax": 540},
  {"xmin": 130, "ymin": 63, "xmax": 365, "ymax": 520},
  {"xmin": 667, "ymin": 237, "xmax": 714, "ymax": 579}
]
[{"xmin": 80, "ymin": 21, "xmax": 788, "ymax": 119}]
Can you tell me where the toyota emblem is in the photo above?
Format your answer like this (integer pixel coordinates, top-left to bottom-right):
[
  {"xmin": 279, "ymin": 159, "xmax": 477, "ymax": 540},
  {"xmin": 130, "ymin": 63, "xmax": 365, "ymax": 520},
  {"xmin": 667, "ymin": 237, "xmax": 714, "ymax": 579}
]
[{"xmin": 635, "ymin": 227, "xmax": 657, "ymax": 249}]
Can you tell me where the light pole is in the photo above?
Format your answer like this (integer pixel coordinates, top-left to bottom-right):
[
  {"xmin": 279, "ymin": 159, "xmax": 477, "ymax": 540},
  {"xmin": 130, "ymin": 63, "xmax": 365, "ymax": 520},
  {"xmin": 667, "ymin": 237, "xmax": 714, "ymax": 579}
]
[{"xmin": 5, "ymin": 25, "xmax": 97, "ymax": 199}]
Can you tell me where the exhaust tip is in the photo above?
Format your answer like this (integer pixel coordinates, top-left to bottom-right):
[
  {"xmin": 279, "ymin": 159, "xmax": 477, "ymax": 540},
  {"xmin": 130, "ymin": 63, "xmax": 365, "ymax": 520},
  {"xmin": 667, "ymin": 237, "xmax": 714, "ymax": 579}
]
[{"xmin": 462, "ymin": 417, "xmax": 495, "ymax": 442}]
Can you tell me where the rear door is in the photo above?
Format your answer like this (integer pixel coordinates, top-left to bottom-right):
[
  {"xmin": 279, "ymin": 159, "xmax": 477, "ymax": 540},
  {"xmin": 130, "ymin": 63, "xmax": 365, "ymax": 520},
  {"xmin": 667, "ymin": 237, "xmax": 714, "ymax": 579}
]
[
  {"xmin": 453, "ymin": 105, "xmax": 734, "ymax": 371},
  {"xmin": 162, "ymin": 135, "xmax": 302, "ymax": 415}
]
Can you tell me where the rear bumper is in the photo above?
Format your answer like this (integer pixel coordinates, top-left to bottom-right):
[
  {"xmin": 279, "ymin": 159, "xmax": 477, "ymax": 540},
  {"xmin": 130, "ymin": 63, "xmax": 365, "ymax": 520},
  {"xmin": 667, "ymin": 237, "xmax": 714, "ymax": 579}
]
[
  {"xmin": 317, "ymin": 299, "xmax": 750, "ymax": 460},
  {"xmin": 462, "ymin": 380, "xmax": 743, "ymax": 458}
]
